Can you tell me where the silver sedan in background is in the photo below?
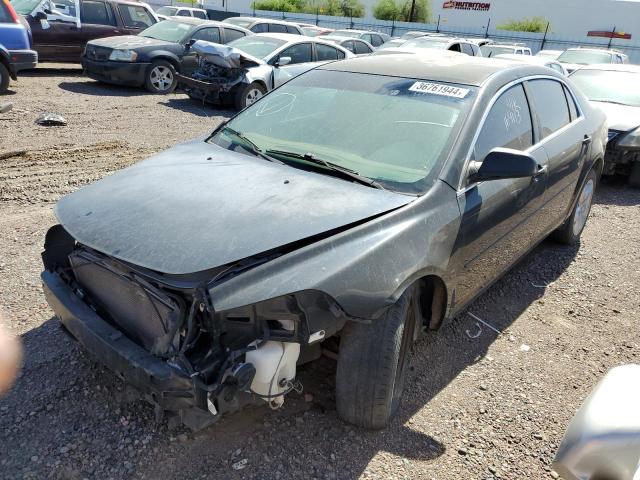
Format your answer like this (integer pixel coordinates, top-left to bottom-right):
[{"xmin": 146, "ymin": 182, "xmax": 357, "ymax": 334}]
[
  {"xmin": 322, "ymin": 35, "xmax": 375, "ymax": 55},
  {"xmin": 178, "ymin": 33, "xmax": 354, "ymax": 109}
]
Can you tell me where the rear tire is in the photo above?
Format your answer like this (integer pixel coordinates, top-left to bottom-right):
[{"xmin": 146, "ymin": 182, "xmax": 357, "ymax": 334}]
[
  {"xmin": 336, "ymin": 288, "xmax": 416, "ymax": 429},
  {"xmin": 234, "ymin": 82, "xmax": 266, "ymax": 110},
  {"xmin": 144, "ymin": 60, "xmax": 177, "ymax": 94},
  {"xmin": 552, "ymin": 169, "xmax": 597, "ymax": 244},
  {"xmin": 0, "ymin": 63, "xmax": 10, "ymax": 94},
  {"xmin": 629, "ymin": 162, "xmax": 640, "ymax": 188}
]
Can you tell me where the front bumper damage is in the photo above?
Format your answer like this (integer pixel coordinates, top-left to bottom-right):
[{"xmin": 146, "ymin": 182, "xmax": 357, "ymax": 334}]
[
  {"xmin": 604, "ymin": 130, "xmax": 640, "ymax": 176},
  {"xmin": 41, "ymin": 226, "xmax": 345, "ymax": 430}
]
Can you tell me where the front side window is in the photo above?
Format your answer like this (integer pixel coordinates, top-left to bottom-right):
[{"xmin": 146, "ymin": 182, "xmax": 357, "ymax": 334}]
[
  {"xmin": 208, "ymin": 70, "xmax": 475, "ymax": 193},
  {"xmin": 474, "ymin": 84, "xmax": 533, "ymax": 161},
  {"xmin": 192, "ymin": 10, "xmax": 207, "ymax": 19},
  {"xmin": 250, "ymin": 22, "xmax": 268, "ymax": 33},
  {"xmin": 192, "ymin": 27, "xmax": 220, "ymax": 43},
  {"xmin": 118, "ymin": 4, "xmax": 154, "ymax": 29},
  {"xmin": 279, "ymin": 43, "xmax": 312, "ymax": 64},
  {"xmin": 176, "ymin": 9, "xmax": 190, "ymax": 16},
  {"xmin": 370, "ymin": 34, "xmax": 383, "ymax": 47},
  {"xmin": 527, "ymin": 79, "xmax": 571, "ymax": 138},
  {"xmin": 9, "ymin": 0, "xmax": 43, "ymax": 16},
  {"xmin": 81, "ymin": 0, "xmax": 114, "ymax": 25},
  {"xmin": 269, "ymin": 23, "xmax": 287, "ymax": 33}
]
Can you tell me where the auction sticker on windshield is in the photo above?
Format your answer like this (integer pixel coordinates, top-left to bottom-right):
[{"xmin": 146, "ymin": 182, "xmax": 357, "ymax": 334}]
[{"xmin": 409, "ymin": 82, "xmax": 470, "ymax": 98}]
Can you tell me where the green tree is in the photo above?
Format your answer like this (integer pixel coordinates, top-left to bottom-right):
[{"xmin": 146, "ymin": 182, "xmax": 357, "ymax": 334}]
[
  {"xmin": 340, "ymin": 0, "xmax": 365, "ymax": 17},
  {"xmin": 373, "ymin": 0, "xmax": 400, "ymax": 21},
  {"xmin": 399, "ymin": 0, "xmax": 430, "ymax": 23},
  {"xmin": 497, "ymin": 16, "xmax": 548, "ymax": 33}
]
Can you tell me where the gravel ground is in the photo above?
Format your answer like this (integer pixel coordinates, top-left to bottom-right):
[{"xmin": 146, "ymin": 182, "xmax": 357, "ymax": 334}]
[{"xmin": 1, "ymin": 67, "xmax": 639, "ymax": 480}]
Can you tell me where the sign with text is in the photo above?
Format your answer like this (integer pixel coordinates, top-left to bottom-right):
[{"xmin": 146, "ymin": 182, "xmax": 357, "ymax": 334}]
[{"xmin": 442, "ymin": 1, "xmax": 490, "ymax": 11}]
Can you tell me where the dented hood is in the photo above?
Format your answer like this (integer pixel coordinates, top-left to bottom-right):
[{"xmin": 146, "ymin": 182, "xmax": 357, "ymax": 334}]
[
  {"xmin": 191, "ymin": 41, "xmax": 263, "ymax": 68},
  {"xmin": 55, "ymin": 140, "xmax": 413, "ymax": 275},
  {"xmin": 88, "ymin": 35, "xmax": 174, "ymax": 49}
]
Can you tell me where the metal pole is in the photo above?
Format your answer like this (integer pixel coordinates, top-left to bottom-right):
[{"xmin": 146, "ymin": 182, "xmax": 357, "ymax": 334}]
[
  {"xmin": 316, "ymin": 6, "xmax": 319, "ymax": 25},
  {"xmin": 540, "ymin": 21, "xmax": 549, "ymax": 50},
  {"xmin": 484, "ymin": 17, "xmax": 490, "ymax": 38},
  {"xmin": 408, "ymin": 0, "xmax": 416, "ymax": 23},
  {"xmin": 607, "ymin": 25, "xmax": 616, "ymax": 48},
  {"xmin": 436, "ymin": 14, "xmax": 440, "ymax": 33},
  {"xmin": 391, "ymin": 18, "xmax": 395, "ymax": 36}
]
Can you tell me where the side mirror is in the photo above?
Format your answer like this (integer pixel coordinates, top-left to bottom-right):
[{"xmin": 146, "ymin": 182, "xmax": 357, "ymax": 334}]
[
  {"xmin": 185, "ymin": 39, "xmax": 196, "ymax": 49},
  {"xmin": 275, "ymin": 56, "xmax": 291, "ymax": 67},
  {"xmin": 469, "ymin": 148, "xmax": 538, "ymax": 183},
  {"xmin": 34, "ymin": 10, "xmax": 48, "ymax": 20},
  {"xmin": 553, "ymin": 364, "xmax": 640, "ymax": 480}
]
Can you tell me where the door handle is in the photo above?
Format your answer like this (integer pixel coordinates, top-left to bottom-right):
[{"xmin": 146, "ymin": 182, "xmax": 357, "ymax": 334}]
[
  {"xmin": 112, "ymin": 29, "xmax": 121, "ymax": 33},
  {"xmin": 535, "ymin": 165, "xmax": 548, "ymax": 176},
  {"xmin": 582, "ymin": 135, "xmax": 592, "ymax": 145}
]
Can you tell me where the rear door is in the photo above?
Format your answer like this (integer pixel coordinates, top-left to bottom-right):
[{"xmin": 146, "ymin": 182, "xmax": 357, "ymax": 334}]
[
  {"xmin": 524, "ymin": 78, "xmax": 588, "ymax": 232},
  {"xmin": 451, "ymin": 82, "xmax": 549, "ymax": 308},
  {"xmin": 78, "ymin": 0, "xmax": 119, "ymax": 46},
  {"xmin": 115, "ymin": 3, "xmax": 155, "ymax": 35},
  {"xmin": 28, "ymin": 0, "xmax": 82, "ymax": 61}
]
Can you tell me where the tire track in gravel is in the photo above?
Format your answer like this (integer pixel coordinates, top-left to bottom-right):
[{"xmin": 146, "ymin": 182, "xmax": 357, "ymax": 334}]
[{"xmin": 0, "ymin": 142, "xmax": 157, "ymax": 204}]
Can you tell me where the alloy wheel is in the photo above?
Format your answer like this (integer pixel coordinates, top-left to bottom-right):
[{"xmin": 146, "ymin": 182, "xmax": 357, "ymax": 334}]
[
  {"xmin": 150, "ymin": 66, "xmax": 173, "ymax": 92},
  {"xmin": 245, "ymin": 88, "xmax": 263, "ymax": 106}
]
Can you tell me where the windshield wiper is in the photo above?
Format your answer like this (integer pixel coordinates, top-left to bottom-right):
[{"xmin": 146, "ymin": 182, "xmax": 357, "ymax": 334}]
[
  {"xmin": 265, "ymin": 149, "xmax": 385, "ymax": 190},
  {"xmin": 221, "ymin": 127, "xmax": 283, "ymax": 164}
]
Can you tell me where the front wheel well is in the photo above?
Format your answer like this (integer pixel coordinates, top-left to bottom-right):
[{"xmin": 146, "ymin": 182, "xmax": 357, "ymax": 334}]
[
  {"xmin": 413, "ymin": 275, "xmax": 447, "ymax": 331},
  {"xmin": 592, "ymin": 156, "xmax": 604, "ymax": 179}
]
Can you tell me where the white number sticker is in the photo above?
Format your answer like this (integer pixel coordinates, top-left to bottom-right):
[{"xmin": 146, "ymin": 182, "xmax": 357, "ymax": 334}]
[{"xmin": 408, "ymin": 82, "xmax": 470, "ymax": 98}]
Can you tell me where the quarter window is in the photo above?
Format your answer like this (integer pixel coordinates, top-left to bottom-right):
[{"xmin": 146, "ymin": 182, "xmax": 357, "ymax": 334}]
[
  {"xmin": 81, "ymin": 0, "xmax": 115, "ymax": 26},
  {"xmin": 474, "ymin": 84, "xmax": 533, "ymax": 161},
  {"xmin": 279, "ymin": 43, "xmax": 312, "ymax": 64},
  {"xmin": 118, "ymin": 5, "xmax": 154, "ymax": 28},
  {"xmin": 527, "ymin": 79, "xmax": 571, "ymax": 138},
  {"xmin": 192, "ymin": 27, "xmax": 221, "ymax": 43}
]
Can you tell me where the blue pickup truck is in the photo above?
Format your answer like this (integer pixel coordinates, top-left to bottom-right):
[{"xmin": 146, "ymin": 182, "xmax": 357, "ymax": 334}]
[{"xmin": 0, "ymin": 0, "xmax": 37, "ymax": 93}]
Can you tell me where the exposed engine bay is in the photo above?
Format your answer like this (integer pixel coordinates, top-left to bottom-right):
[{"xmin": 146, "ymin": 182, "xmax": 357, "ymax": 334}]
[{"xmin": 42, "ymin": 225, "xmax": 345, "ymax": 430}]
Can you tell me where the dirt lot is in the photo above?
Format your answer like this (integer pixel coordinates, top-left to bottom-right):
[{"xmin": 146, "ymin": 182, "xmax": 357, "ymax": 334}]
[{"xmin": 1, "ymin": 67, "xmax": 639, "ymax": 480}]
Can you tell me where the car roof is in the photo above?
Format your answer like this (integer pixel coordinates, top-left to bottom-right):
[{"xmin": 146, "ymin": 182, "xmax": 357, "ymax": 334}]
[
  {"xmin": 565, "ymin": 47, "xmax": 620, "ymax": 54},
  {"xmin": 495, "ymin": 54, "xmax": 555, "ymax": 65},
  {"xmin": 572, "ymin": 63, "xmax": 640, "ymax": 73},
  {"xmin": 318, "ymin": 52, "xmax": 544, "ymax": 86},
  {"xmin": 254, "ymin": 32, "xmax": 307, "ymax": 42},
  {"xmin": 169, "ymin": 6, "xmax": 206, "ymax": 11},
  {"xmin": 324, "ymin": 35, "xmax": 366, "ymax": 43}
]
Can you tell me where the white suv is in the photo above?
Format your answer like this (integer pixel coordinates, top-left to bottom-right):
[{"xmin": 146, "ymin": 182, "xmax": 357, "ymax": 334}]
[{"xmin": 480, "ymin": 43, "xmax": 532, "ymax": 57}]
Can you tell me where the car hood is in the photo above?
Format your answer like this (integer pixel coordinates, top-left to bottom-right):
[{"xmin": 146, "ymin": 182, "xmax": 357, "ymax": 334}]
[
  {"xmin": 592, "ymin": 101, "xmax": 640, "ymax": 132},
  {"xmin": 88, "ymin": 35, "xmax": 176, "ymax": 49},
  {"xmin": 55, "ymin": 140, "xmax": 414, "ymax": 275}
]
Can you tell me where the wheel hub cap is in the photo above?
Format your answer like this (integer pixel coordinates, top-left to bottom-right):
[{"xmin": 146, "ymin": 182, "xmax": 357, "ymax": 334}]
[
  {"xmin": 245, "ymin": 88, "xmax": 263, "ymax": 105},
  {"xmin": 150, "ymin": 66, "xmax": 173, "ymax": 91},
  {"xmin": 573, "ymin": 178, "xmax": 594, "ymax": 236}
]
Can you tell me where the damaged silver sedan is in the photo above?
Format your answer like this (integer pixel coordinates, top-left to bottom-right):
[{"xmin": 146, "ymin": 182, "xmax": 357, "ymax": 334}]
[{"xmin": 42, "ymin": 54, "xmax": 606, "ymax": 430}]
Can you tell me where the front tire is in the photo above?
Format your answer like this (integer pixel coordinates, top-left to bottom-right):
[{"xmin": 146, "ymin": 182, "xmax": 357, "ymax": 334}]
[
  {"xmin": 336, "ymin": 289, "xmax": 416, "ymax": 429},
  {"xmin": 144, "ymin": 60, "xmax": 177, "ymax": 94},
  {"xmin": 552, "ymin": 169, "xmax": 597, "ymax": 244},
  {"xmin": 234, "ymin": 82, "xmax": 266, "ymax": 110}
]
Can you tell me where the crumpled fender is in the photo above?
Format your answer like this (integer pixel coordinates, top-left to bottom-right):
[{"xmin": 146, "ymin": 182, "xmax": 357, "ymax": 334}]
[{"xmin": 209, "ymin": 181, "xmax": 461, "ymax": 320}]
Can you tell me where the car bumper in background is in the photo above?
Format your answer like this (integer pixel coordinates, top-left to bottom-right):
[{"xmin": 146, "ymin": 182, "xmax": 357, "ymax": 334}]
[
  {"xmin": 8, "ymin": 49, "xmax": 38, "ymax": 76},
  {"xmin": 81, "ymin": 57, "xmax": 150, "ymax": 87}
]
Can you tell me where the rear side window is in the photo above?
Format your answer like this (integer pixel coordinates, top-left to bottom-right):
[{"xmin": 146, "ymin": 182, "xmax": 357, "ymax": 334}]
[
  {"xmin": 370, "ymin": 34, "xmax": 383, "ymax": 47},
  {"xmin": 81, "ymin": 0, "xmax": 115, "ymax": 26},
  {"xmin": 285, "ymin": 25, "xmax": 299, "ymax": 34},
  {"xmin": 316, "ymin": 43, "xmax": 340, "ymax": 60},
  {"xmin": 269, "ymin": 23, "xmax": 287, "ymax": 33},
  {"xmin": 250, "ymin": 23, "xmax": 268, "ymax": 33},
  {"xmin": 192, "ymin": 27, "xmax": 221, "ymax": 43},
  {"xmin": 563, "ymin": 85, "xmax": 579, "ymax": 121},
  {"xmin": 193, "ymin": 10, "xmax": 207, "ymax": 19},
  {"xmin": 354, "ymin": 40, "xmax": 371, "ymax": 54},
  {"xmin": 474, "ymin": 84, "xmax": 533, "ymax": 161},
  {"xmin": 527, "ymin": 79, "xmax": 571, "ymax": 138},
  {"xmin": 224, "ymin": 28, "xmax": 246, "ymax": 43},
  {"xmin": 118, "ymin": 5, "xmax": 155, "ymax": 28}
]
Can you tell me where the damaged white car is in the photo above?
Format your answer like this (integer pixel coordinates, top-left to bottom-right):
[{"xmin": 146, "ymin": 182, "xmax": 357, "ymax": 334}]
[{"xmin": 176, "ymin": 33, "xmax": 353, "ymax": 109}]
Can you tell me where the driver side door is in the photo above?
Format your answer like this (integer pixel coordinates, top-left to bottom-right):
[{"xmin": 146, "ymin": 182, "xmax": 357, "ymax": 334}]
[
  {"xmin": 449, "ymin": 82, "xmax": 550, "ymax": 310},
  {"xmin": 28, "ymin": 0, "xmax": 82, "ymax": 62},
  {"xmin": 272, "ymin": 42, "xmax": 315, "ymax": 88}
]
